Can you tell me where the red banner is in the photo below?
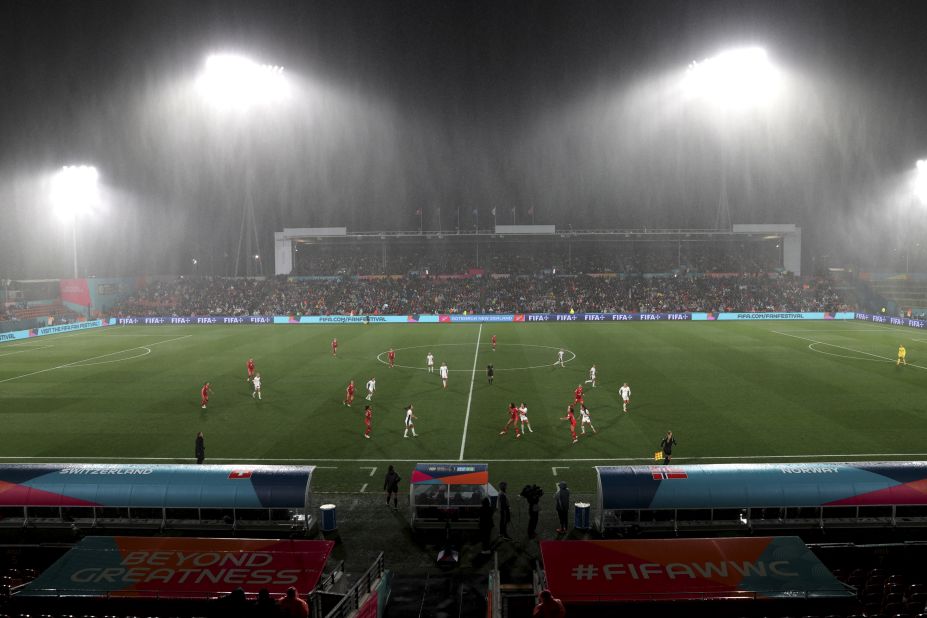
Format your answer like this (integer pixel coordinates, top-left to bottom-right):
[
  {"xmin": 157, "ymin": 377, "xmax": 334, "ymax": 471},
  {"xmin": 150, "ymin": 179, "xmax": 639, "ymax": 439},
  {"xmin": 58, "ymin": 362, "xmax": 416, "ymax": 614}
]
[
  {"xmin": 59, "ymin": 278, "xmax": 91, "ymax": 307},
  {"xmin": 540, "ymin": 537, "xmax": 850, "ymax": 603}
]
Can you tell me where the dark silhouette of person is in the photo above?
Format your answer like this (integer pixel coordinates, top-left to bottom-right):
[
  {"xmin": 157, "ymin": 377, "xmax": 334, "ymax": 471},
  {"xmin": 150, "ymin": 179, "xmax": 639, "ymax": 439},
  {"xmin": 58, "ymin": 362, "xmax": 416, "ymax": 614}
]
[
  {"xmin": 383, "ymin": 464, "xmax": 401, "ymax": 509},
  {"xmin": 533, "ymin": 589, "xmax": 566, "ymax": 617},
  {"xmin": 555, "ymin": 481, "xmax": 570, "ymax": 533},
  {"xmin": 195, "ymin": 431, "xmax": 205, "ymax": 464},
  {"xmin": 498, "ymin": 481, "xmax": 512, "ymax": 540},
  {"xmin": 479, "ymin": 496, "xmax": 495, "ymax": 554}
]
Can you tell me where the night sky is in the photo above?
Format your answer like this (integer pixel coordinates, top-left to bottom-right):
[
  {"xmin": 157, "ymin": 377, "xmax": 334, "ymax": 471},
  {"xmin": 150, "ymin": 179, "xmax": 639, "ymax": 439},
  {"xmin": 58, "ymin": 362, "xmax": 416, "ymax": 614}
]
[{"xmin": 1, "ymin": 0, "xmax": 926, "ymax": 278}]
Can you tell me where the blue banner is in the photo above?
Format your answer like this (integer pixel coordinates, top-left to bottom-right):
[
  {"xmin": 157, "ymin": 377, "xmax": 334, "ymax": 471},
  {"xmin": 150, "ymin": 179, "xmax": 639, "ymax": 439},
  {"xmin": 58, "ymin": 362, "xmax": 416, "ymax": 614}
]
[
  {"xmin": 116, "ymin": 316, "xmax": 273, "ymax": 325},
  {"xmin": 855, "ymin": 312, "xmax": 927, "ymax": 328},
  {"xmin": 8, "ymin": 312, "xmax": 865, "ymax": 333},
  {"xmin": 0, "ymin": 319, "xmax": 109, "ymax": 343}
]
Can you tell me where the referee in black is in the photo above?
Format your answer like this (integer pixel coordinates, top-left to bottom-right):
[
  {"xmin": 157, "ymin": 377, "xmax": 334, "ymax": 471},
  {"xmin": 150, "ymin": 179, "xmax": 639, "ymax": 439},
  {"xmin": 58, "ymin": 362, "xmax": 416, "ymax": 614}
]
[{"xmin": 487, "ymin": 364, "xmax": 494, "ymax": 384}]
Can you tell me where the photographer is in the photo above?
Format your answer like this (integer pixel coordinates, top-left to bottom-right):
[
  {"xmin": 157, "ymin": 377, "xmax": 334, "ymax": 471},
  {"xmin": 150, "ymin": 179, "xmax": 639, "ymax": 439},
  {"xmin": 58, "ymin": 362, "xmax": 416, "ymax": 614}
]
[{"xmin": 521, "ymin": 484, "xmax": 544, "ymax": 539}]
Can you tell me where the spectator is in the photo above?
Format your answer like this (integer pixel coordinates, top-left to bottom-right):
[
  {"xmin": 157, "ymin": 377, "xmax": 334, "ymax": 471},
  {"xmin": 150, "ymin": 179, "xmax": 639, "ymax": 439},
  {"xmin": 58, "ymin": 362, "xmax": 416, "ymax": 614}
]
[
  {"xmin": 278, "ymin": 586, "xmax": 309, "ymax": 618},
  {"xmin": 533, "ymin": 589, "xmax": 566, "ymax": 618}
]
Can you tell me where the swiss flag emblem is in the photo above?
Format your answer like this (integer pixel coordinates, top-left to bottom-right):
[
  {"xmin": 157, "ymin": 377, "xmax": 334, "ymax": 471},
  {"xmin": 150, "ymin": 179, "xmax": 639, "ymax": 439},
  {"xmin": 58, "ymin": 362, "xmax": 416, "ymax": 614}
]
[{"xmin": 228, "ymin": 470, "xmax": 253, "ymax": 479}]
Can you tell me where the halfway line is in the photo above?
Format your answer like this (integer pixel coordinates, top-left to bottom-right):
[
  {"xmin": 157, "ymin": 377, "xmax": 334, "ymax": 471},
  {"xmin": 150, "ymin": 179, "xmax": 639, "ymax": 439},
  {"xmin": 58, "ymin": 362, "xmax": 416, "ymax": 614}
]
[
  {"xmin": 459, "ymin": 323, "xmax": 482, "ymax": 460},
  {"xmin": 0, "ymin": 334, "xmax": 193, "ymax": 384}
]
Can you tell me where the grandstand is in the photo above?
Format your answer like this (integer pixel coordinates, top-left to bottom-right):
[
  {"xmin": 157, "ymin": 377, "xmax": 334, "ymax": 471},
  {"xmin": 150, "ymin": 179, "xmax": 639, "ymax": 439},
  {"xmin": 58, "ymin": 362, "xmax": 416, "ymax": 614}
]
[{"xmin": 5, "ymin": 230, "xmax": 927, "ymax": 617}]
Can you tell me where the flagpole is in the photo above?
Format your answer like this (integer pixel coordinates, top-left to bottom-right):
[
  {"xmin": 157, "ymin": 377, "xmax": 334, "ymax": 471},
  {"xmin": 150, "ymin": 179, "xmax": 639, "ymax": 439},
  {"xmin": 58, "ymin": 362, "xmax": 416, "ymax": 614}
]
[
  {"xmin": 437, "ymin": 207, "xmax": 441, "ymax": 232},
  {"xmin": 419, "ymin": 210, "xmax": 423, "ymax": 234}
]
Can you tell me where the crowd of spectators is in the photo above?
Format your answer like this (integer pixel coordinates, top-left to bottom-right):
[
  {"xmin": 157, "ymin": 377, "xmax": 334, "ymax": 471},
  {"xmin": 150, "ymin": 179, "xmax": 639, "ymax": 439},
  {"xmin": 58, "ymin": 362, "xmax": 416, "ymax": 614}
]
[
  {"xmin": 294, "ymin": 240, "xmax": 783, "ymax": 277},
  {"xmin": 111, "ymin": 273, "xmax": 847, "ymax": 317}
]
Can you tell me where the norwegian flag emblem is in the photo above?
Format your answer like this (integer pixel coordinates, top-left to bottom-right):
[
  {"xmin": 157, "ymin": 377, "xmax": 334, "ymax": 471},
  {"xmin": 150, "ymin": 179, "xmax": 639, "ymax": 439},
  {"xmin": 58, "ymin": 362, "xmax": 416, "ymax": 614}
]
[
  {"xmin": 650, "ymin": 467, "xmax": 688, "ymax": 480},
  {"xmin": 228, "ymin": 470, "xmax": 253, "ymax": 479}
]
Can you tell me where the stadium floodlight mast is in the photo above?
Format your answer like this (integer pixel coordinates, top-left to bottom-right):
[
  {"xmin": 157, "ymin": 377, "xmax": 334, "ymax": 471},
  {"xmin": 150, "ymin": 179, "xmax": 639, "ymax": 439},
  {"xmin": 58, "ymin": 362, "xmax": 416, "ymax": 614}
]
[
  {"xmin": 51, "ymin": 165, "xmax": 100, "ymax": 279},
  {"xmin": 684, "ymin": 46, "xmax": 780, "ymax": 110},
  {"xmin": 196, "ymin": 52, "xmax": 289, "ymax": 275}
]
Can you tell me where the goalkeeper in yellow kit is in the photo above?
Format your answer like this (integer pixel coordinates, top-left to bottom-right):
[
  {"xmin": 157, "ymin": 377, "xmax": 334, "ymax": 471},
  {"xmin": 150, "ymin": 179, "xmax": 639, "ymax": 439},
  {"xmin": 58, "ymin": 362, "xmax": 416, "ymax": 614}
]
[{"xmin": 897, "ymin": 345, "xmax": 907, "ymax": 366}]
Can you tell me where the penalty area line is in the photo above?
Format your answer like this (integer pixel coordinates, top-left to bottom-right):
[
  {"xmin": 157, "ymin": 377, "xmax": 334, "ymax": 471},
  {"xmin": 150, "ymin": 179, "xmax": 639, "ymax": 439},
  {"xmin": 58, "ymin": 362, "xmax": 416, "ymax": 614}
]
[
  {"xmin": 459, "ymin": 323, "xmax": 482, "ymax": 461},
  {"xmin": 0, "ymin": 334, "xmax": 193, "ymax": 384}
]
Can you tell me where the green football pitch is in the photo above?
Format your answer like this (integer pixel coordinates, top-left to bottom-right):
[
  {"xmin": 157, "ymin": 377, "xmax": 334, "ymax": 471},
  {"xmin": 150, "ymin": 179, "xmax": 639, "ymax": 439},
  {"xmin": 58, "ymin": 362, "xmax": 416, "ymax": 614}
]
[{"xmin": 1, "ymin": 321, "xmax": 925, "ymax": 494}]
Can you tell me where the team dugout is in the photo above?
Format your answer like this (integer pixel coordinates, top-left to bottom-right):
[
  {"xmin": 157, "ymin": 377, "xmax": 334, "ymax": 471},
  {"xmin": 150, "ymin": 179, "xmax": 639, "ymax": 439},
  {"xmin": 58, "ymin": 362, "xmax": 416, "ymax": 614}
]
[
  {"xmin": 0, "ymin": 463, "xmax": 316, "ymax": 532},
  {"xmin": 595, "ymin": 462, "xmax": 927, "ymax": 535}
]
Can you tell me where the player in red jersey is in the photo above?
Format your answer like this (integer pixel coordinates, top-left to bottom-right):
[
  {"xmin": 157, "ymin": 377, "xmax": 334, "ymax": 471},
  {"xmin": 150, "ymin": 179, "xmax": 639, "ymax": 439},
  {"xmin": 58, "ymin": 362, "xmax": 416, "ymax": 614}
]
[
  {"xmin": 491, "ymin": 335, "xmax": 497, "ymax": 352},
  {"xmin": 499, "ymin": 402, "xmax": 522, "ymax": 438},
  {"xmin": 331, "ymin": 338, "xmax": 338, "ymax": 357},
  {"xmin": 364, "ymin": 405, "xmax": 372, "ymax": 439},
  {"xmin": 343, "ymin": 380, "xmax": 355, "ymax": 407},
  {"xmin": 573, "ymin": 384, "xmax": 584, "ymax": 406},
  {"xmin": 246, "ymin": 358, "xmax": 255, "ymax": 382},
  {"xmin": 388, "ymin": 348, "xmax": 396, "ymax": 368},
  {"xmin": 200, "ymin": 382, "xmax": 213, "ymax": 409},
  {"xmin": 561, "ymin": 405, "xmax": 578, "ymax": 444}
]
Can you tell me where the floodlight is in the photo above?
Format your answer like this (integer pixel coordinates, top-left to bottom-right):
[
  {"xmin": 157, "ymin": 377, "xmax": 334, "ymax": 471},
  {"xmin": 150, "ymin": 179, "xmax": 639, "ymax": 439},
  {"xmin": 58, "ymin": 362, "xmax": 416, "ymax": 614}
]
[
  {"xmin": 684, "ymin": 47, "xmax": 779, "ymax": 108},
  {"xmin": 196, "ymin": 53, "xmax": 289, "ymax": 109},
  {"xmin": 51, "ymin": 165, "xmax": 99, "ymax": 221},
  {"xmin": 915, "ymin": 159, "xmax": 927, "ymax": 203}
]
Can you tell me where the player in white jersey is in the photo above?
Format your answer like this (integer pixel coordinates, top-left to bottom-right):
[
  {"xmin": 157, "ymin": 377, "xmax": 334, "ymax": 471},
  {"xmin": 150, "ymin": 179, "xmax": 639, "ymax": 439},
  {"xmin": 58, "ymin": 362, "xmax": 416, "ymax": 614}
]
[
  {"xmin": 439, "ymin": 362, "xmax": 449, "ymax": 389},
  {"xmin": 556, "ymin": 349, "xmax": 565, "ymax": 367},
  {"xmin": 403, "ymin": 404, "xmax": 418, "ymax": 438},
  {"xmin": 584, "ymin": 364, "xmax": 597, "ymax": 388},
  {"xmin": 579, "ymin": 404, "xmax": 596, "ymax": 434},
  {"xmin": 518, "ymin": 402, "xmax": 533, "ymax": 434},
  {"xmin": 426, "ymin": 352, "xmax": 435, "ymax": 373},
  {"xmin": 619, "ymin": 383, "xmax": 631, "ymax": 412},
  {"xmin": 251, "ymin": 373, "xmax": 262, "ymax": 400},
  {"xmin": 366, "ymin": 377, "xmax": 376, "ymax": 401}
]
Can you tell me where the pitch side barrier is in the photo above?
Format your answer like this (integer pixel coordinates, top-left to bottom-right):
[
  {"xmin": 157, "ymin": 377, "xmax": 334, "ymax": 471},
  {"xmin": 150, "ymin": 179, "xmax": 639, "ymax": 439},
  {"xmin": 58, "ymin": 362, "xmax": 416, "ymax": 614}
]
[
  {"xmin": 855, "ymin": 312, "xmax": 927, "ymax": 329},
  {"xmin": 0, "ymin": 318, "xmax": 109, "ymax": 342},
  {"xmin": 0, "ymin": 313, "xmax": 864, "ymax": 340},
  {"xmin": 107, "ymin": 311, "xmax": 858, "ymax": 326},
  {"xmin": 0, "ymin": 464, "xmax": 315, "ymax": 532},
  {"xmin": 595, "ymin": 462, "xmax": 927, "ymax": 535}
]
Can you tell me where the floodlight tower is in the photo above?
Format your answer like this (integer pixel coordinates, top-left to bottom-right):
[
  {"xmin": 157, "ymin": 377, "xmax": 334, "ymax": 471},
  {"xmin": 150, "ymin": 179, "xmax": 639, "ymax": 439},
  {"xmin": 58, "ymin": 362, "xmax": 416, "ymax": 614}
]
[
  {"xmin": 196, "ymin": 53, "xmax": 289, "ymax": 276},
  {"xmin": 51, "ymin": 165, "xmax": 100, "ymax": 278},
  {"xmin": 684, "ymin": 47, "xmax": 780, "ymax": 229}
]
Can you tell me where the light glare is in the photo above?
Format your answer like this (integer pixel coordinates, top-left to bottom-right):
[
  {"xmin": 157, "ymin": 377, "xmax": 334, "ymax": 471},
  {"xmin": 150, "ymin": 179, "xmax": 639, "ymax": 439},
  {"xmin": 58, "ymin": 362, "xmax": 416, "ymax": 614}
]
[
  {"xmin": 51, "ymin": 165, "xmax": 100, "ymax": 221},
  {"xmin": 685, "ymin": 47, "xmax": 779, "ymax": 109},
  {"xmin": 915, "ymin": 159, "xmax": 927, "ymax": 203},
  {"xmin": 196, "ymin": 53, "xmax": 289, "ymax": 110}
]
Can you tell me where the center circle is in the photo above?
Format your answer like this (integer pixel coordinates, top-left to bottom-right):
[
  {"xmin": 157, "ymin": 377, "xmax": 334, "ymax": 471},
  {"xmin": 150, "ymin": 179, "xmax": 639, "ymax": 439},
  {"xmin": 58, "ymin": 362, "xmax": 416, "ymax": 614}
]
[{"xmin": 376, "ymin": 343, "xmax": 576, "ymax": 372}]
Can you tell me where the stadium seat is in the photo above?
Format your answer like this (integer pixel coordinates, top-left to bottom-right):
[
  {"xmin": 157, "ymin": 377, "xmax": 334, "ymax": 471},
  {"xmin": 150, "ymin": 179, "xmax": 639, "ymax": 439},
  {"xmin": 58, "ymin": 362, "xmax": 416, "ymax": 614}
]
[
  {"xmin": 885, "ymin": 594, "xmax": 905, "ymax": 608},
  {"xmin": 848, "ymin": 568, "xmax": 866, "ymax": 585}
]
